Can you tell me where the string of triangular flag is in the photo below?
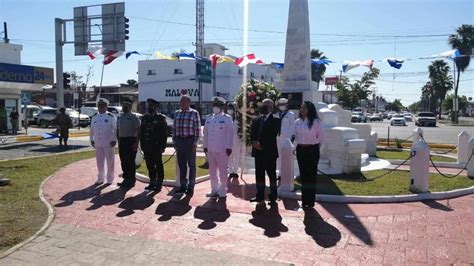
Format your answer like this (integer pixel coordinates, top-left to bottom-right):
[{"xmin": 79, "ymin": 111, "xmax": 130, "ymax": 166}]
[{"xmin": 87, "ymin": 46, "xmax": 470, "ymax": 73}]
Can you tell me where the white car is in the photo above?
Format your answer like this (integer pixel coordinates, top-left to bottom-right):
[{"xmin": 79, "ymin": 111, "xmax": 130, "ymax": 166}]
[
  {"xmin": 387, "ymin": 111, "xmax": 397, "ymax": 119},
  {"xmin": 390, "ymin": 114, "xmax": 407, "ymax": 126},
  {"xmin": 80, "ymin": 107, "xmax": 98, "ymax": 118},
  {"xmin": 403, "ymin": 113, "xmax": 413, "ymax": 122}
]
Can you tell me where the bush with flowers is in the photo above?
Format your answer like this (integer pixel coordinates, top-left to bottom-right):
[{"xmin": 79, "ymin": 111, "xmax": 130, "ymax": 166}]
[{"xmin": 234, "ymin": 79, "xmax": 281, "ymax": 145}]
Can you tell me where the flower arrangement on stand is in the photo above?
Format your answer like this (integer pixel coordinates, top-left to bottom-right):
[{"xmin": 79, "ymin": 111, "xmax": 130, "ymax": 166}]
[{"xmin": 234, "ymin": 79, "xmax": 281, "ymax": 146}]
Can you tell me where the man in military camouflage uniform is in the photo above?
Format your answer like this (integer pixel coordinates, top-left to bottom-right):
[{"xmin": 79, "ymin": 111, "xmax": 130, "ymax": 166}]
[
  {"xmin": 55, "ymin": 107, "xmax": 72, "ymax": 148},
  {"xmin": 140, "ymin": 98, "xmax": 168, "ymax": 191}
]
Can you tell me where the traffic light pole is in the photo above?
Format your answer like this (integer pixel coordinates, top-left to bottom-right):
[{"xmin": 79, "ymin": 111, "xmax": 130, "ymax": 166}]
[{"xmin": 55, "ymin": 18, "xmax": 65, "ymax": 108}]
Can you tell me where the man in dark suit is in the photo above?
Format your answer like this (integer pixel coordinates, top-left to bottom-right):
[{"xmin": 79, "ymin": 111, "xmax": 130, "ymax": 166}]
[{"xmin": 250, "ymin": 98, "xmax": 281, "ymax": 205}]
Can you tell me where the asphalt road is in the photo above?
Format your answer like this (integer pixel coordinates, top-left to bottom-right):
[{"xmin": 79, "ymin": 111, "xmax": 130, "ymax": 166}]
[{"xmin": 368, "ymin": 120, "xmax": 474, "ymax": 144}]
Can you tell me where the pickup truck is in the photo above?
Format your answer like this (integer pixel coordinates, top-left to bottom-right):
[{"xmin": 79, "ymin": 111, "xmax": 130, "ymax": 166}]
[{"xmin": 415, "ymin": 112, "xmax": 437, "ymax": 127}]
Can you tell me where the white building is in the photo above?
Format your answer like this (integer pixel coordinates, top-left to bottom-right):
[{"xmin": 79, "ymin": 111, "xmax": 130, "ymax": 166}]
[
  {"xmin": 0, "ymin": 41, "xmax": 53, "ymax": 133},
  {"xmin": 138, "ymin": 44, "xmax": 283, "ymax": 116}
]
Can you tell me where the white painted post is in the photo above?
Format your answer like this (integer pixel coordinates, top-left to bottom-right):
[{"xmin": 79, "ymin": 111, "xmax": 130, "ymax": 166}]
[
  {"xmin": 467, "ymin": 138, "xmax": 474, "ymax": 178},
  {"xmin": 412, "ymin": 127, "xmax": 424, "ymax": 148},
  {"xmin": 410, "ymin": 141, "xmax": 430, "ymax": 193},
  {"xmin": 457, "ymin": 131, "xmax": 470, "ymax": 164},
  {"xmin": 278, "ymin": 139, "xmax": 294, "ymax": 195}
]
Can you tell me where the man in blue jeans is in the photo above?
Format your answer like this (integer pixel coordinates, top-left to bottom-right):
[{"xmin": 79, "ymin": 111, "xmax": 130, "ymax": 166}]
[{"xmin": 173, "ymin": 94, "xmax": 201, "ymax": 195}]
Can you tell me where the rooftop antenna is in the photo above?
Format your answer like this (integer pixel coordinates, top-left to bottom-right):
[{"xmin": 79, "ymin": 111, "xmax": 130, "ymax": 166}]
[{"xmin": 2, "ymin": 22, "xmax": 9, "ymax": 43}]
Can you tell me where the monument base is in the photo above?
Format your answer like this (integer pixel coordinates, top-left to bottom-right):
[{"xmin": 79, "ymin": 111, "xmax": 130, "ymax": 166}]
[{"xmin": 303, "ymin": 90, "xmax": 323, "ymax": 103}]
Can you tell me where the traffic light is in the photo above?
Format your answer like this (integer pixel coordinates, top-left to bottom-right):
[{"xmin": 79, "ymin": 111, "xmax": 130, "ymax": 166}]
[
  {"xmin": 124, "ymin": 17, "xmax": 129, "ymax": 40},
  {"xmin": 63, "ymin": 73, "xmax": 71, "ymax": 89}
]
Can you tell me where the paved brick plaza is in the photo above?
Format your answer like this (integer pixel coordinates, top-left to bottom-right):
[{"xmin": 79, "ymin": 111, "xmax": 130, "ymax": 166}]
[{"xmin": 2, "ymin": 155, "xmax": 474, "ymax": 265}]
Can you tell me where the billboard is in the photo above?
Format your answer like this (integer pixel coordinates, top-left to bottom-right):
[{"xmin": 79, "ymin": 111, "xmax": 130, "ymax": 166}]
[
  {"xmin": 0, "ymin": 63, "xmax": 54, "ymax": 85},
  {"xmin": 325, "ymin": 76, "xmax": 339, "ymax": 86}
]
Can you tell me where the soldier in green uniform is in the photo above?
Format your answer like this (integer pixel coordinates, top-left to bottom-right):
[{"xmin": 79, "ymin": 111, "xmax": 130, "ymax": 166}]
[
  {"xmin": 55, "ymin": 107, "xmax": 72, "ymax": 147},
  {"xmin": 140, "ymin": 98, "xmax": 168, "ymax": 191}
]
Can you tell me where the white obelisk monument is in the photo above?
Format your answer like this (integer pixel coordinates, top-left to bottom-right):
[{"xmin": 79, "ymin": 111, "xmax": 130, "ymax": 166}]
[{"xmin": 282, "ymin": 0, "xmax": 322, "ymax": 103}]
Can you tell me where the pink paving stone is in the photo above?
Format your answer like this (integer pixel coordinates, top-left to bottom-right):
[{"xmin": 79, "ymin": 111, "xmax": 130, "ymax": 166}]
[{"xmin": 39, "ymin": 156, "xmax": 474, "ymax": 265}]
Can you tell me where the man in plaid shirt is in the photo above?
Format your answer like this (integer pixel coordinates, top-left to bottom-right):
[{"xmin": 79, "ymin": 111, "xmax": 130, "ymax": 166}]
[{"xmin": 173, "ymin": 94, "xmax": 201, "ymax": 195}]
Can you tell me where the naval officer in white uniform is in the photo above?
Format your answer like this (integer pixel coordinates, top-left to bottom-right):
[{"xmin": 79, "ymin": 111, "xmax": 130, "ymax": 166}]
[
  {"xmin": 203, "ymin": 97, "xmax": 234, "ymax": 198},
  {"xmin": 276, "ymin": 98, "xmax": 295, "ymax": 177},
  {"xmin": 90, "ymin": 98, "xmax": 117, "ymax": 185}
]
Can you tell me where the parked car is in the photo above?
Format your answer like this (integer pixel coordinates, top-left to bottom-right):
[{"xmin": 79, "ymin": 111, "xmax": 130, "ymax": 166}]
[
  {"xmin": 22, "ymin": 105, "xmax": 52, "ymax": 125},
  {"xmin": 415, "ymin": 112, "xmax": 437, "ymax": 127},
  {"xmin": 36, "ymin": 108, "xmax": 90, "ymax": 128},
  {"xmin": 351, "ymin": 112, "xmax": 368, "ymax": 123},
  {"xmin": 369, "ymin": 114, "xmax": 382, "ymax": 122},
  {"xmin": 382, "ymin": 112, "xmax": 388, "ymax": 119},
  {"xmin": 107, "ymin": 106, "xmax": 143, "ymax": 119},
  {"xmin": 390, "ymin": 114, "xmax": 407, "ymax": 126},
  {"xmin": 80, "ymin": 106, "xmax": 98, "ymax": 118}
]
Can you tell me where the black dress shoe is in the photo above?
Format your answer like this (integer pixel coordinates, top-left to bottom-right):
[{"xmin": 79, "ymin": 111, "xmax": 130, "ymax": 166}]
[
  {"xmin": 145, "ymin": 184, "xmax": 160, "ymax": 191},
  {"xmin": 268, "ymin": 200, "xmax": 277, "ymax": 206},
  {"xmin": 118, "ymin": 182, "xmax": 135, "ymax": 189},
  {"xmin": 250, "ymin": 197, "xmax": 264, "ymax": 203},
  {"xmin": 185, "ymin": 188, "xmax": 194, "ymax": 195}
]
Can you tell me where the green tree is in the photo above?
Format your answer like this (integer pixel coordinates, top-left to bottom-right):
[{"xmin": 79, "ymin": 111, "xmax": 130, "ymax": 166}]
[
  {"xmin": 387, "ymin": 99, "xmax": 404, "ymax": 112},
  {"xmin": 409, "ymin": 101, "xmax": 422, "ymax": 113},
  {"xmin": 428, "ymin": 60, "xmax": 453, "ymax": 118},
  {"xmin": 310, "ymin": 49, "xmax": 328, "ymax": 90},
  {"xmin": 443, "ymin": 94, "xmax": 469, "ymax": 114},
  {"xmin": 335, "ymin": 68, "xmax": 380, "ymax": 110},
  {"xmin": 125, "ymin": 79, "xmax": 138, "ymax": 88},
  {"xmin": 448, "ymin": 24, "xmax": 474, "ymax": 122}
]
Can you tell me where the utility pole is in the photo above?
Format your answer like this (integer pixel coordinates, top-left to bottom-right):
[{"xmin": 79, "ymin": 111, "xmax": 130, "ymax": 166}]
[
  {"xmin": 3, "ymin": 22, "xmax": 9, "ymax": 43},
  {"xmin": 55, "ymin": 18, "xmax": 64, "ymax": 108},
  {"xmin": 196, "ymin": 0, "xmax": 204, "ymax": 113}
]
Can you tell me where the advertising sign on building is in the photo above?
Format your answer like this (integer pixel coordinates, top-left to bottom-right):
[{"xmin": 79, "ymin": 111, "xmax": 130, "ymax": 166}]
[
  {"xmin": 325, "ymin": 76, "xmax": 339, "ymax": 86},
  {"xmin": 0, "ymin": 63, "xmax": 54, "ymax": 85}
]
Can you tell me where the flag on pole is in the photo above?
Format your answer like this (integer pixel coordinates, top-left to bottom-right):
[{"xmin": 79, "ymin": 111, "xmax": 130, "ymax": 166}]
[
  {"xmin": 178, "ymin": 53, "xmax": 195, "ymax": 60},
  {"xmin": 272, "ymin": 62, "xmax": 284, "ymax": 69},
  {"xmin": 386, "ymin": 58, "xmax": 404, "ymax": 69},
  {"xmin": 342, "ymin": 60, "xmax": 374, "ymax": 72},
  {"xmin": 209, "ymin": 54, "xmax": 235, "ymax": 67},
  {"xmin": 209, "ymin": 54, "xmax": 220, "ymax": 68},
  {"xmin": 217, "ymin": 56, "xmax": 235, "ymax": 64},
  {"xmin": 311, "ymin": 59, "xmax": 333, "ymax": 65},
  {"xmin": 235, "ymin": 54, "xmax": 264, "ymax": 67},
  {"xmin": 431, "ymin": 49, "xmax": 461, "ymax": 59},
  {"xmin": 125, "ymin": 51, "xmax": 140, "ymax": 59},
  {"xmin": 154, "ymin": 52, "xmax": 178, "ymax": 60},
  {"xmin": 103, "ymin": 50, "xmax": 124, "ymax": 65},
  {"xmin": 86, "ymin": 46, "xmax": 103, "ymax": 60}
]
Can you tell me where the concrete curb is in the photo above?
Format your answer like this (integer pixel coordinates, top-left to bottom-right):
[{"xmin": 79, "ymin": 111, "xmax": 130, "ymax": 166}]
[
  {"xmin": 0, "ymin": 174, "xmax": 56, "ymax": 259},
  {"xmin": 278, "ymin": 186, "xmax": 474, "ymax": 203}
]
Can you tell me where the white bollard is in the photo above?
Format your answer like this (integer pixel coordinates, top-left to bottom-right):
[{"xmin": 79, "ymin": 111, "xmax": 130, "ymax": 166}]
[
  {"xmin": 278, "ymin": 139, "xmax": 294, "ymax": 194},
  {"xmin": 467, "ymin": 138, "xmax": 474, "ymax": 178},
  {"xmin": 410, "ymin": 141, "xmax": 430, "ymax": 193},
  {"xmin": 412, "ymin": 127, "xmax": 424, "ymax": 148},
  {"xmin": 458, "ymin": 131, "xmax": 470, "ymax": 164}
]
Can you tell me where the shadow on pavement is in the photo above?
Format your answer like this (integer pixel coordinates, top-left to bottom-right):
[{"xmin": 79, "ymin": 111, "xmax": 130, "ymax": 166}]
[
  {"xmin": 155, "ymin": 192, "xmax": 192, "ymax": 222},
  {"xmin": 249, "ymin": 203, "xmax": 289, "ymax": 238},
  {"xmin": 86, "ymin": 187, "xmax": 127, "ymax": 211},
  {"xmin": 116, "ymin": 190, "xmax": 159, "ymax": 217},
  {"xmin": 227, "ymin": 176, "xmax": 258, "ymax": 201},
  {"xmin": 281, "ymin": 198, "xmax": 301, "ymax": 211},
  {"xmin": 55, "ymin": 184, "xmax": 107, "ymax": 208},
  {"xmin": 194, "ymin": 198, "xmax": 230, "ymax": 230},
  {"xmin": 315, "ymin": 176, "xmax": 374, "ymax": 246},
  {"xmin": 421, "ymin": 200, "xmax": 453, "ymax": 212},
  {"xmin": 303, "ymin": 208, "xmax": 341, "ymax": 248}
]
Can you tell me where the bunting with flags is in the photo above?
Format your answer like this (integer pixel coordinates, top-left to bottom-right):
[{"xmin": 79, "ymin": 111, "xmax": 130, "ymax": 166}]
[
  {"xmin": 312, "ymin": 59, "xmax": 333, "ymax": 65},
  {"xmin": 103, "ymin": 50, "xmax": 124, "ymax": 65},
  {"xmin": 154, "ymin": 52, "xmax": 178, "ymax": 60},
  {"xmin": 431, "ymin": 49, "xmax": 461, "ymax": 59},
  {"xmin": 235, "ymin": 54, "xmax": 264, "ymax": 67},
  {"xmin": 342, "ymin": 59, "xmax": 374, "ymax": 72},
  {"xmin": 86, "ymin": 46, "xmax": 103, "ymax": 60},
  {"xmin": 209, "ymin": 54, "xmax": 235, "ymax": 67},
  {"xmin": 386, "ymin": 58, "xmax": 404, "ymax": 69},
  {"xmin": 125, "ymin": 51, "xmax": 140, "ymax": 59},
  {"xmin": 178, "ymin": 52, "xmax": 195, "ymax": 60}
]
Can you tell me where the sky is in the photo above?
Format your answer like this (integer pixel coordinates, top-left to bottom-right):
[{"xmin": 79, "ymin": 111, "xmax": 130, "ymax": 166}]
[{"xmin": 0, "ymin": 0, "xmax": 473, "ymax": 106}]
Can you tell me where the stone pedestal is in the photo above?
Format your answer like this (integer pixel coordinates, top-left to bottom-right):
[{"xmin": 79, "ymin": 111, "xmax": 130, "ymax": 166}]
[
  {"xmin": 468, "ymin": 138, "xmax": 474, "ymax": 178},
  {"xmin": 410, "ymin": 141, "xmax": 430, "ymax": 193},
  {"xmin": 278, "ymin": 139, "xmax": 295, "ymax": 195},
  {"xmin": 412, "ymin": 127, "xmax": 424, "ymax": 148},
  {"xmin": 324, "ymin": 127, "xmax": 366, "ymax": 174}
]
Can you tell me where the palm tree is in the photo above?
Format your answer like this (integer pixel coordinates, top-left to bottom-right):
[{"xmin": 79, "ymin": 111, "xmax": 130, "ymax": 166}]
[
  {"xmin": 310, "ymin": 49, "xmax": 328, "ymax": 90},
  {"xmin": 421, "ymin": 82, "xmax": 432, "ymax": 111},
  {"xmin": 428, "ymin": 60, "xmax": 453, "ymax": 118},
  {"xmin": 448, "ymin": 24, "xmax": 474, "ymax": 123}
]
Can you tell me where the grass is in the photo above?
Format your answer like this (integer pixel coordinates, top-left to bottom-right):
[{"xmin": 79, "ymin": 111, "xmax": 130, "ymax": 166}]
[
  {"xmin": 307, "ymin": 170, "xmax": 474, "ymax": 196},
  {"xmin": 377, "ymin": 150, "xmax": 457, "ymax": 162},
  {"xmin": 0, "ymin": 150, "xmax": 96, "ymax": 253},
  {"xmin": 136, "ymin": 156, "xmax": 208, "ymax": 179}
]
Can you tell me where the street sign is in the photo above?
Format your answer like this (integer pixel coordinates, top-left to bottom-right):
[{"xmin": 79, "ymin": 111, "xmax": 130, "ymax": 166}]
[
  {"xmin": 196, "ymin": 59, "xmax": 211, "ymax": 84},
  {"xmin": 325, "ymin": 76, "xmax": 339, "ymax": 86},
  {"xmin": 102, "ymin": 2, "xmax": 126, "ymax": 52},
  {"xmin": 21, "ymin": 91, "xmax": 31, "ymax": 105},
  {"xmin": 73, "ymin": 6, "xmax": 89, "ymax": 56}
]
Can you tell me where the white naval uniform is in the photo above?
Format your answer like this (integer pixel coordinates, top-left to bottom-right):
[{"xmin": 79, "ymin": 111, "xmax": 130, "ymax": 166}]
[
  {"xmin": 203, "ymin": 112, "xmax": 234, "ymax": 197},
  {"xmin": 277, "ymin": 110, "xmax": 295, "ymax": 174},
  {"xmin": 90, "ymin": 112, "xmax": 117, "ymax": 183},
  {"xmin": 228, "ymin": 118, "xmax": 241, "ymax": 175}
]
